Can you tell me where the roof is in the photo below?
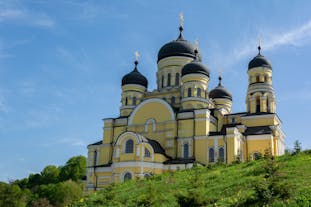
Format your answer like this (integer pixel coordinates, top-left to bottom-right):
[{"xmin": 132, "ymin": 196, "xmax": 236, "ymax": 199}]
[
  {"xmin": 248, "ymin": 53, "xmax": 272, "ymax": 70},
  {"xmin": 244, "ymin": 126, "xmax": 272, "ymax": 135},
  {"xmin": 88, "ymin": 140, "xmax": 102, "ymax": 146},
  {"xmin": 163, "ymin": 158, "xmax": 195, "ymax": 164},
  {"xmin": 157, "ymin": 27, "xmax": 200, "ymax": 62},
  {"xmin": 181, "ymin": 60, "xmax": 210, "ymax": 77},
  {"xmin": 122, "ymin": 61, "xmax": 148, "ymax": 87},
  {"xmin": 209, "ymin": 77, "xmax": 232, "ymax": 101},
  {"xmin": 146, "ymin": 138, "xmax": 167, "ymax": 155}
]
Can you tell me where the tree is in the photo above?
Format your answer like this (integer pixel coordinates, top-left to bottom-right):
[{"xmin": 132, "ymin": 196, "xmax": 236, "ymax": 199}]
[
  {"xmin": 27, "ymin": 173, "xmax": 42, "ymax": 189},
  {"xmin": 41, "ymin": 165, "xmax": 60, "ymax": 184},
  {"xmin": 38, "ymin": 181, "xmax": 82, "ymax": 207},
  {"xmin": 59, "ymin": 156, "xmax": 86, "ymax": 181},
  {"xmin": 293, "ymin": 140, "xmax": 302, "ymax": 155},
  {"xmin": 0, "ymin": 182, "xmax": 29, "ymax": 207}
]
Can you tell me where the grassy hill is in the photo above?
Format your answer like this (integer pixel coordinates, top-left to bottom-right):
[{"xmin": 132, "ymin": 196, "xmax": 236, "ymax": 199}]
[{"xmin": 74, "ymin": 152, "xmax": 311, "ymax": 207}]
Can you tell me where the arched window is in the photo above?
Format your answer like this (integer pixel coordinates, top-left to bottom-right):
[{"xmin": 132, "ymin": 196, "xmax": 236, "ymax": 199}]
[
  {"xmin": 125, "ymin": 97, "xmax": 128, "ymax": 105},
  {"xmin": 253, "ymin": 152, "xmax": 261, "ymax": 160},
  {"xmin": 256, "ymin": 96, "xmax": 260, "ymax": 113},
  {"xmin": 123, "ymin": 172, "xmax": 132, "ymax": 181},
  {"xmin": 267, "ymin": 98, "xmax": 271, "ymax": 112},
  {"xmin": 219, "ymin": 147, "xmax": 224, "ymax": 162},
  {"xmin": 187, "ymin": 88, "xmax": 192, "ymax": 97},
  {"xmin": 171, "ymin": 96, "xmax": 175, "ymax": 104},
  {"xmin": 161, "ymin": 75, "xmax": 164, "ymax": 88},
  {"xmin": 144, "ymin": 173, "xmax": 151, "ymax": 178},
  {"xmin": 264, "ymin": 75, "xmax": 268, "ymax": 82},
  {"xmin": 144, "ymin": 148, "xmax": 151, "ymax": 158},
  {"xmin": 133, "ymin": 97, "xmax": 137, "ymax": 105},
  {"xmin": 93, "ymin": 150, "xmax": 97, "ymax": 166},
  {"xmin": 256, "ymin": 75, "xmax": 260, "ymax": 82},
  {"xmin": 175, "ymin": 73, "xmax": 179, "ymax": 86},
  {"xmin": 125, "ymin": 139, "xmax": 134, "ymax": 153},
  {"xmin": 167, "ymin": 73, "xmax": 171, "ymax": 86},
  {"xmin": 209, "ymin": 148, "xmax": 214, "ymax": 162},
  {"xmin": 197, "ymin": 88, "xmax": 201, "ymax": 97},
  {"xmin": 183, "ymin": 143, "xmax": 189, "ymax": 158}
]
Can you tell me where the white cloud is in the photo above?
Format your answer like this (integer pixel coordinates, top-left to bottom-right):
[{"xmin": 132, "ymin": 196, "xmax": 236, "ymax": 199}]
[
  {"xmin": 235, "ymin": 19, "xmax": 311, "ymax": 61},
  {"xmin": 0, "ymin": 4, "xmax": 55, "ymax": 28},
  {"xmin": 208, "ymin": 19, "xmax": 311, "ymax": 71}
]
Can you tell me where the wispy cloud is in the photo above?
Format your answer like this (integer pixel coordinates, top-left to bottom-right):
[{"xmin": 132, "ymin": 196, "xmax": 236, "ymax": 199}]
[
  {"xmin": 235, "ymin": 19, "xmax": 311, "ymax": 61},
  {"xmin": 0, "ymin": 1, "xmax": 55, "ymax": 28},
  {"xmin": 208, "ymin": 19, "xmax": 311, "ymax": 71},
  {"xmin": 63, "ymin": 1, "xmax": 128, "ymax": 21}
]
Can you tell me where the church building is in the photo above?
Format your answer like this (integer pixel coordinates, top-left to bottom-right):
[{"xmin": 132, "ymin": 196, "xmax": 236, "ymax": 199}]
[{"xmin": 85, "ymin": 17, "xmax": 285, "ymax": 191}]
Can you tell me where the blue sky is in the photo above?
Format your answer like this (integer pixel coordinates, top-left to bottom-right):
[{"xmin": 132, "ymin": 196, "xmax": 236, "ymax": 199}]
[{"xmin": 1, "ymin": 0, "xmax": 311, "ymax": 181}]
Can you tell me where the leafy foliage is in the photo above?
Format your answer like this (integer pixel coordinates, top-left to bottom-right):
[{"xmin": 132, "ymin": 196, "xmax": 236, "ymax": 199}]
[
  {"xmin": 74, "ymin": 152, "xmax": 311, "ymax": 207},
  {"xmin": 1, "ymin": 155, "xmax": 86, "ymax": 207}
]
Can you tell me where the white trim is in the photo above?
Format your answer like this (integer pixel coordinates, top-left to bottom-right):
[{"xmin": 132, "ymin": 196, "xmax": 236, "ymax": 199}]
[
  {"xmin": 122, "ymin": 84, "xmax": 146, "ymax": 91},
  {"xmin": 115, "ymin": 118, "xmax": 128, "ymax": 123},
  {"xmin": 247, "ymin": 134, "xmax": 273, "ymax": 140},
  {"xmin": 119, "ymin": 105, "xmax": 135, "ymax": 110},
  {"xmin": 194, "ymin": 108, "xmax": 210, "ymax": 115},
  {"xmin": 195, "ymin": 117, "xmax": 210, "ymax": 122},
  {"xmin": 177, "ymin": 112, "xmax": 194, "ymax": 119},
  {"xmin": 128, "ymin": 98, "xmax": 175, "ymax": 125},
  {"xmin": 103, "ymin": 118, "xmax": 114, "ymax": 123},
  {"xmin": 214, "ymin": 137, "xmax": 218, "ymax": 160},
  {"xmin": 194, "ymin": 135, "xmax": 208, "ymax": 140},
  {"xmin": 182, "ymin": 73, "xmax": 209, "ymax": 81},
  {"xmin": 181, "ymin": 97, "xmax": 211, "ymax": 104},
  {"xmin": 144, "ymin": 118, "xmax": 156, "ymax": 132},
  {"xmin": 177, "ymin": 137, "xmax": 193, "ymax": 142},
  {"xmin": 241, "ymin": 114, "xmax": 275, "ymax": 120},
  {"xmin": 88, "ymin": 143, "xmax": 111, "ymax": 149}
]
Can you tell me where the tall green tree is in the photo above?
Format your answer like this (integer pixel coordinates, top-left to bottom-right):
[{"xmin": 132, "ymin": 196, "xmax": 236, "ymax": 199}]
[
  {"xmin": 59, "ymin": 156, "xmax": 86, "ymax": 181},
  {"xmin": 293, "ymin": 140, "xmax": 302, "ymax": 155},
  {"xmin": 0, "ymin": 182, "xmax": 29, "ymax": 207},
  {"xmin": 41, "ymin": 165, "xmax": 60, "ymax": 184}
]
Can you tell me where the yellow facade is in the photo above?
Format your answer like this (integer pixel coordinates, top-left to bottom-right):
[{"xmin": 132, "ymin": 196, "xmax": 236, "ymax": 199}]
[{"xmin": 85, "ymin": 25, "xmax": 285, "ymax": 191}]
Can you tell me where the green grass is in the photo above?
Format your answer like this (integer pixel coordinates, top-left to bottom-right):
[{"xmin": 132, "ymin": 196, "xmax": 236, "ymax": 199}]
[{"xmin": 73, "ymin": 153, "xmax": 311, "ymax": 207}]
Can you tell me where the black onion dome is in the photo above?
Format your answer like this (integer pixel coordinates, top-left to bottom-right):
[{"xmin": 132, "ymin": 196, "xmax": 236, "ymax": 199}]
[
  {"xmin": 209, "ymin": 77, "xmax": 232, "ymax": 101},
  {"xmin": 181, "ymin": 56, "xmax": 210, "ymax": 77},
  {"xmin": 248, "ymin": 46, "xmax": 272, "ymax": 70},
  {"xmin": 157, "ymin": 26, "xmax": 200, "ymax": 62},
  {"xmin": 122, "ymin": 61, "xmax": 148, "ymax": 88}
]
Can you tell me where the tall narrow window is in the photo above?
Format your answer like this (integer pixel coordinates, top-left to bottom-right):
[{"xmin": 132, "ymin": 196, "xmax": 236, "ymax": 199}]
[
  {"xmin": 175, "ymin": 73, "xmax": 179, "ymax": 86},
  {"xmin": 264, "ymin": 75, "xmax": 268, "ymax": 82},
  {"xmin": 125, "ymin": 97, "xmax": 128, "ymax": 105},
  {"xmin": 133, "ymin": 97, "xmax": 137, "ymax": 105},
  {"xmin": 125, "ymin": 139, "xmax": 134, "ymax": 153},
  {"xmin": 219, "ymin": 147, "xmax": 224, "ymax": 162},
  {"xmin": 144, "ymin": 148, "xmax": 151, "ymax": 158},
  {"xmin": 93, "ymin": 150, "xmax": 97, "ymax": 166},
  {"xmin": 256, "ymin": 96, "xmax": 260, "ymax": 113},
  {"xmin": 187, "ymin": 88, "xmax": 192, "ymax": 97},
  {"xmin": 256, "ymin": 75, "xmax": 260, "ymax": 82},
  {"xmin": 171, "ymin": 96, "xmax": 175, "ymax": 104},
  {"xmin": 197, "ymin": 88, "xmax": 201, "ymax": 97},
  {"xmin": 161, "ymin": 75, "xmax": 164, "ymax": 88},
  {"xmin": 167, "ymin": 73, "xmax": 171, "ymax": 87},
  {"xmin": 183, "ymin": 143, "xmax": 189, "ymax": 158},
  {"xmin": 209, "ymin": 148, "xmax": 214, "ymax": 162}
]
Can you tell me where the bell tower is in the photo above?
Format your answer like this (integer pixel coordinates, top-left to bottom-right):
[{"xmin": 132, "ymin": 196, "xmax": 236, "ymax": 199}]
[{"xmin": 246, "ymin": 44, "xmax": 275, "ymax": 114}]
